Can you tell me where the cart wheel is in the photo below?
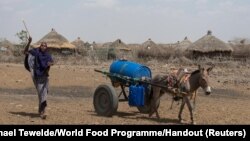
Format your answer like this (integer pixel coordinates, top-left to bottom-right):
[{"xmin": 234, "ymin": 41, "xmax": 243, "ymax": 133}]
[
  {"xmin": 137, "ymin": 90, "xmax": 160, "ymax": 113},
  {"xmin": 93, "ymin": 84, "xmax": 118, "ymax": 117}
]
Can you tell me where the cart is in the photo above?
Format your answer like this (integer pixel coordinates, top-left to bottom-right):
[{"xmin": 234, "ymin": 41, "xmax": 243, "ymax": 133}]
[{"xmin": 93, "ymin": 60, "xmax": 162, "ymax": 116}]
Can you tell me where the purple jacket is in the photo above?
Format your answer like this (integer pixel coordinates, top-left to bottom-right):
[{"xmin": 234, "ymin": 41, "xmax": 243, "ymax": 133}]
[{"xmin": 29, "ymin": 48, "xmax": 53, "ymax": 77}]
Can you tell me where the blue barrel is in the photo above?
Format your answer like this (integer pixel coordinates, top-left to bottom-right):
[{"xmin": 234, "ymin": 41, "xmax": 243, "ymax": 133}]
[{"xmin": 109, "ymin": 60, "xmax": 151, "ymax": 79}]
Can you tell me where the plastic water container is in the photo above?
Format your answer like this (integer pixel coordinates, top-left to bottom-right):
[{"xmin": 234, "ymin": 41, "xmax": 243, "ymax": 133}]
[
  {"xmin": 129, "ymin": 85, "xmax": 145, "ymax": 106},
  {"xmin": 109, "ymin": 60, "xmax": 151, "ymax": 79}
]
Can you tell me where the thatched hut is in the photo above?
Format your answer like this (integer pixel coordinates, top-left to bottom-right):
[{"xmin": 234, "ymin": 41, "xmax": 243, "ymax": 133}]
[
  {"xmin": 114, "ymin": 39, "xmax": 131, "ymax": 59},
  {"xmin": 0, "ymin": 39, "xmax": 14, "ymax": 55},
  {"xmin": 102, "ymin": 39, "xmax": 128, "ymax": 48},
  {"xmin": 142, "ymin": 38, "xmax": 158, "ymax": 49},
  {"xmin": 111, "ymin": 39, "xmax": 126, "ymax": 48},
  {"xmin": 187, "ymin": 31, "xmax": 233, "ymax": 59},
  {"xmin": 71, "ymin": 37, "xmax": 87, "ymax": 55},
  {"xmin": 229, "ymin": 38, "xmax": 250, "ymax": 46},
  {"xmin": 232, "ymin": 44, "xmax": 250, "ymax": 60},
  {"xmin": 177, "ymin": 36, "xmax": 192, "ymax": 49},
  {"xmin": 138, "ymin": 38, "xmax": 163, "ymax": 58},
  {"xmin": 33, "ymin": 28, "xmax": 75, "ymax": 55},
  {"xmin": 71, "ymin": 37, "xmax": 85, "ymax": 48},
  {"xmin": 105, "ymin": 39, "xmax": 132, "ymax": 60}
]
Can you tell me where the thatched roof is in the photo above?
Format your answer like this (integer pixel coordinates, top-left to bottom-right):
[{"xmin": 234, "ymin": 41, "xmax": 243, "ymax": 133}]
[
  {"xmin": 229, "ymin": 38, "xmax": 250, "ymax": 45},
  {"xmin": 0, "ymin": 39, "xmax": 14, "ymax": 51},
  {"xmin": 232, "ymin": 44, "xmax": 250, "ymax": 58},
  {"xmin": 33, "ymin": 28, "xmax": 75, "ymax": 49},
  {"xmin": 102, "ymin": 39, "xmax": 131, "ymax": 51},
  {"xmin": 111, "ymin": 39, "xmax": 130, "ymax": 51},
  {"xmin": 142, "ymin": 38, "xmax": 158, "ymax": 49},
  {"xmin": 112, "ymin": 39, "xmax": 125, "ymax": 46},
  {"xmin": 71, "ymin": 37, "xmax": 85, "ymax": 48},
  {"xmin": 187, "ymin": 31, "xmax": 233, "ymax": 52},
  {"xmin": 178, "ymin": 37, "xmax": 192, "ymax": 49}
]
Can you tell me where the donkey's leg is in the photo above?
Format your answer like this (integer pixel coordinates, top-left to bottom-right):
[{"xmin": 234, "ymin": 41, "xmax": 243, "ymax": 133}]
[
  {"xmin": 191, "ymin": 91, "xmax": 197, "ymax": 111},
  {"xmin": 149, "ymin": 87, "xmax": 160, "ymax": 118},
  {"xmin": 178, "ymin": 97, "xmax": 186, "ymax": 123},
  {"xmin": 189, "ymin": 91, "xmax": 197, "ymax": 124},
  {"xmin": 150, "ymin": 89, "xmax": 163, "ymax": 119},
  {"xmin": 149, "ymin": 100, "xmax": 159, "ymax": 118},
  {"xmin": 192, "ymin": 91, "xmax": 197, "ymax": 120},
  {"xmin": 149, "ymin": 102, "xmax": 160, "ymax": 118},
  {"xmin": 154, "ymin": 98, "xmax": 161, "ymax": 119},
  {"xmin": 185, "ymin": 96, "xmax": 196, "ymax": 125}
]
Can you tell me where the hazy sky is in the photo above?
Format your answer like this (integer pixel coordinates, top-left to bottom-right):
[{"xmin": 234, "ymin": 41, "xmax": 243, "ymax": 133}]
[{"xmin": 0, "ymin": 0, "xmax": 250, "ymax": 43}]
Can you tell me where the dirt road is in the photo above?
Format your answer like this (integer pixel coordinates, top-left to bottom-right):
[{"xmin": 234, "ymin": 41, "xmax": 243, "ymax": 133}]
[{"xmin": 0, "ymin": 63, "xmax": 249, "ymax": 124}]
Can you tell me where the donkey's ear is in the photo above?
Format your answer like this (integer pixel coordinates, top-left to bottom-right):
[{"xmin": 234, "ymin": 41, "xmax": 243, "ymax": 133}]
[{"xmin": 207, "ymin": 64, "xmax": 215, "ymax": 74}]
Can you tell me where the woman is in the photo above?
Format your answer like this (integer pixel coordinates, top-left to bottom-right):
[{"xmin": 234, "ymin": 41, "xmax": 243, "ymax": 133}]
[{"xmin": 24, "ymin": 37, "xmax": 54, "ymax": 119}]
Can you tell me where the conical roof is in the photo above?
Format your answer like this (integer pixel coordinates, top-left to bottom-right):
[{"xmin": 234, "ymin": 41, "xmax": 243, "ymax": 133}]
[
  {"xmin": 187, "ymin": 31, "xmax": 232, "ymax": 52},
  {"xmin": 0, "ymin": 39, "xmax": 14, "ymax": 50},
  {"xmin": 71, "ymin": 37, "xmax": 85, "ymax": 48},
  {"xmin": 178, "ymin": 36, "xmax": 192, "ymax": 49},
  {"xmin": 111, "ymin": 39, "xmax": 130, "ymax": 51},
  {"xmin": 33, "ymin": 28, "xmax": 75, "ymax": 49},
  {"xmin": 112, "ymin": 39, "xmax": 125, "ymax": 46},
  {"xmin": 142, "ymin": 38, "xmax": 158, "ymax": 49}
]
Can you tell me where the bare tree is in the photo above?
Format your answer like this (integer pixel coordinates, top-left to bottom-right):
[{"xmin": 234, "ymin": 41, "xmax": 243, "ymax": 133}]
[{"xmin": 15, "ymin": 30, "xmax": 28, "ymax": 55}]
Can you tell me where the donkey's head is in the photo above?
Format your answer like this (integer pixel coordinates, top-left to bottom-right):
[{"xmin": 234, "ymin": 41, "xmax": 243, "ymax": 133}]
[{"xmin": 198, "ymin": 64, "xmax": 214, "ymax": 95}]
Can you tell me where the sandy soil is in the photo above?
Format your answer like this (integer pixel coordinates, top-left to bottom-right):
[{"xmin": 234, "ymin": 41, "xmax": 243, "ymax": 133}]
[{"xmin": 0, "ymin": 63, "xmax": 249, "ymax": 125}]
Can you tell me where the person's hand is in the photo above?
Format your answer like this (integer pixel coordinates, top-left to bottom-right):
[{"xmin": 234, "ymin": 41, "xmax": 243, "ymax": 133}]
[{"xmin": 28, "ymin": 36, "xmax": 32, "ymax": 42}]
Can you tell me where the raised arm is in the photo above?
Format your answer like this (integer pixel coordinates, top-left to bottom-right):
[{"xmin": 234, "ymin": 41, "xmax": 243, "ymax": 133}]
[{"xmin": 23, "ymin": 36, "xmax": 32, "ymax": 54}]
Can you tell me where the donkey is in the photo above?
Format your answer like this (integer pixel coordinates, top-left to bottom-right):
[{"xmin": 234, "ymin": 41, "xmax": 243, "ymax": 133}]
[{"xmin": 149, "ymin": 65, "xmax": 214, "ymax": 124}]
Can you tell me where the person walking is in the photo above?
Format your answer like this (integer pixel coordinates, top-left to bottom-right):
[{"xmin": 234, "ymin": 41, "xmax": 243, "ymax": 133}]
[{"xmin": 24, "ymin": 37, "xmax": 54, "ymax": 119}]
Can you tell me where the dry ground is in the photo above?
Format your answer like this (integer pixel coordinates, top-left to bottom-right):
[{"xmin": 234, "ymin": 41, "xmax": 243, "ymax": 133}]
[{"xmin": 0, "ymin": 62, "xmax": 250, "ymax": 125}]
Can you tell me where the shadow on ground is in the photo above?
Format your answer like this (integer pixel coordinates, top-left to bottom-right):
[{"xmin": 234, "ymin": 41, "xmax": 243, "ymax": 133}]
[
  {"xmin": 87, "ymin": 110, "xmax": 138, "ymax": 118},
  {"xmin": 1, "ymin": 86, "xmax": 249, "ymax": 99},
  {"xmin": 0, "ymin": 86, "xmax": 93, "ymax": 97},
  {"xmin": 87, "ymin": 110, "xmax": 182, "ymax": 124},
  {"xmin": 9, "ymin": 111, "xmax": 40, "ymax": 118}
]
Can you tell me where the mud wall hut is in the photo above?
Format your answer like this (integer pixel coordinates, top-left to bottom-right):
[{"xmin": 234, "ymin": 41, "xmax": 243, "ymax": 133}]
[
  {"xmin": 138, "ymin": 38, "xmax": 162, "ymax": 58},
  {"xmin": 104, "ymin": 39, "xmax": 131, "ymax": 60},
  {"xmin": 71, "ymin": 37, "xmax": 87, "ymax": 55},
  {"xmin": 177, "ymin": 36, "xmax": 192, "ymax": 50},
  {"xmin": 187, "ymin": 31, "xmax": 233, "ymax": 59},
  {"xmin": 0, "ymin": 39, "xmax": 14, "ymax": 55}
]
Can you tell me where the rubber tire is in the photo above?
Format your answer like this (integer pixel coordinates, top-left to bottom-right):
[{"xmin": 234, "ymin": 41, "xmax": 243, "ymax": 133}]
[{"xmin": 93, "ymin": 84, "xmax": 118, "ymax": 117}]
